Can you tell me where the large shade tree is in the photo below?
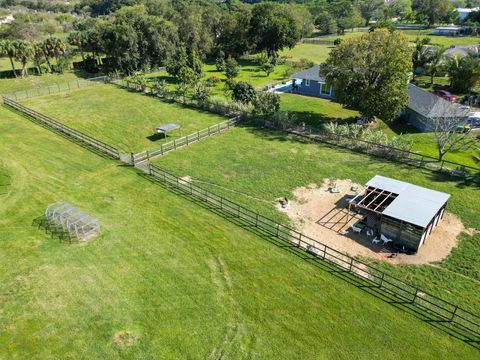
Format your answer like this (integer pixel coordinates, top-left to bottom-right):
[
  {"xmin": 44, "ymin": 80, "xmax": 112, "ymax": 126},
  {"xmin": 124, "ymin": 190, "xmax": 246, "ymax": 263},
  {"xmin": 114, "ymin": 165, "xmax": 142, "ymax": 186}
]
[
  {"xmin": 412, "ymin": 0, "xmax": 453, "ymax": 25},
  {"xmin": 248, "ymin": 2, "xmax": 301, "ymax": 59},
  {"xmin": 321, "ymin": 29, "xmax": 412, "ymax": 122},
  {"xmin": 102, "ymin": 5, "xmax": 178, "ymax": 73}
]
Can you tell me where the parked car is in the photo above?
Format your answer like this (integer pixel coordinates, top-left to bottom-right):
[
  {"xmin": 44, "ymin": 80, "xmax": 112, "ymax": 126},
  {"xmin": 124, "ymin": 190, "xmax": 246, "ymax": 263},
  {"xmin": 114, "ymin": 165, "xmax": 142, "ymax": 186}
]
[{"xmin": 430, "ymin": 90, "xmax": 457, "ymax": 102}]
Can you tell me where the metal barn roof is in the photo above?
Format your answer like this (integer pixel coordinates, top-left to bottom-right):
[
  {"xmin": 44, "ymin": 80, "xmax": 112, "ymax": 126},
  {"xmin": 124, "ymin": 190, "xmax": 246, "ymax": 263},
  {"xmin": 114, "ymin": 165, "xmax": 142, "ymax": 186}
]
[
  {"xmin": 290, "ymin": 65, "xmax": 326, "ymax": 82},
  {"xmin": 366, "ymin": 175, "xmax": 450, "ymax": 228}
]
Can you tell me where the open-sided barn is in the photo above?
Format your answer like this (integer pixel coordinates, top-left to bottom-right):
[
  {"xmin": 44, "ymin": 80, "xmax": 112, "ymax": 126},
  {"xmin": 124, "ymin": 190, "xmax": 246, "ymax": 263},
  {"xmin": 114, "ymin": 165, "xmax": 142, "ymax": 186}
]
[{"xmin": 349, "ymin": 175, "xmax": 450, "ymax": 253}]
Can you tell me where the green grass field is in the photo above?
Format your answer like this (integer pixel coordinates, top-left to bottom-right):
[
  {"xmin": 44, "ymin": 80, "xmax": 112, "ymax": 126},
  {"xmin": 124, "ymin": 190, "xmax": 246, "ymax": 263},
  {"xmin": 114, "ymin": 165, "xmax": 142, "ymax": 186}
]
[
  {"xmin": 279, "ymin": 94, "xmax": 480, "ymax": 168},
  {"xmin": 0, "ymin": 71, "xmax": 85, "ymax": 95},
  {"xmin": 147, "ymin": 57, "xmax": 294, "ymax": 96},
  {"xmin": 280, "ymin": 93, "xmax": 359, "ymax": 126},
  {"xmin": 153, "ymin": 126, "xmax": 480, "ymax": 312},
  {"xmin": 280, "ymin": 43, "xmax": 333, "ymax": 64},
  {"xmin": 321, "ymin": 29, "xmax": 480, "ymax": 47},
  {"xmin": 21, "ymin": 84, "xmax": 227, "ymax": 153},
  {"xmin": 2, "ymin": 106, "xmax": 479, "ymax": 358}
]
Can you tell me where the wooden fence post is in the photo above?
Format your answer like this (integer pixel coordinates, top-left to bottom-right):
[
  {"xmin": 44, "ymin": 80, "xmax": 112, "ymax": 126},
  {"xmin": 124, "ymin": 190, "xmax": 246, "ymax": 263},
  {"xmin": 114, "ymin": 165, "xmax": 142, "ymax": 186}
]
[
  {"xmin": 412, "ymin": 288, "xmax": 419, "ymax": 304},
  {"xmin": 450, "ymin": 306, "xmax": 458, "ymax": 322}
]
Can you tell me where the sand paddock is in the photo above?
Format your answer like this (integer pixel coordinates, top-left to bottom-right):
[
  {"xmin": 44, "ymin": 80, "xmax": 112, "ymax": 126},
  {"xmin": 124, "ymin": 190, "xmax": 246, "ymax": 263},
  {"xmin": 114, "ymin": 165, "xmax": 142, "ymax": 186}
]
[{"xmin": 278, "ymin": 179, "xmax": 468, "ymax": 265}]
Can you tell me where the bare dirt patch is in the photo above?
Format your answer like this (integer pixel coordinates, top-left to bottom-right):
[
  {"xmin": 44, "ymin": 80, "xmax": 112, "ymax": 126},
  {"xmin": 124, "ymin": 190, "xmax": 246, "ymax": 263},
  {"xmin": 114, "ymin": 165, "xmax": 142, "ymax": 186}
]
[
  {"xmin": 278, "ymin": 179, "xmax": 468, "ymax": 265},
  {"xmin": 113, "ymin": 331, "xmax": 136, "ymax": 346}
]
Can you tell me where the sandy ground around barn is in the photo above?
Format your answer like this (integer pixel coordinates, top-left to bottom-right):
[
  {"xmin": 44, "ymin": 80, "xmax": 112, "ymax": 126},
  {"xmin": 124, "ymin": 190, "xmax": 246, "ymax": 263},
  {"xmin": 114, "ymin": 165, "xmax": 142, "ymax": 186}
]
[{"xmin": 278, "ymin": 179, "xmax": 470, "ymax": 265}]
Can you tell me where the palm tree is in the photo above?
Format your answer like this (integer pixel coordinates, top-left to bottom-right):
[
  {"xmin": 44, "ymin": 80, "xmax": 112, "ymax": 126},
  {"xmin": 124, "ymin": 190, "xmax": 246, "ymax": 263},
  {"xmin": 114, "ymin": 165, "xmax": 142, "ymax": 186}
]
[
  {"xmin": 68, "ymin": 31, "xmax": 86, "ymax": 62},
  {"xmin": 40, "ymin": 39, "xmax": 53, "ymax": 72},
  {"xmin": 1, "ymin": 40, "xmax": 18, "ymax": 77},
  {"xmin": 446, "ymin": 52, "xmax": 480, "ymax": 92},
  {"xmin": 50, "ymin": 38, "xmax": 68, "ymax": 73},
  {"xmin": 425, "ymin": 46, "xmax": 446, "ymax": 85},
  {"xmin": 32, "ymin": 42, "xmax": 45, "ymax": 74},
  {"xmin": 13, "ymin": 40, "xmax": 34, "ymax": 78},
  {"xmin": 411, "ymin": 39, "xmax": 433, "ymax": 81}
]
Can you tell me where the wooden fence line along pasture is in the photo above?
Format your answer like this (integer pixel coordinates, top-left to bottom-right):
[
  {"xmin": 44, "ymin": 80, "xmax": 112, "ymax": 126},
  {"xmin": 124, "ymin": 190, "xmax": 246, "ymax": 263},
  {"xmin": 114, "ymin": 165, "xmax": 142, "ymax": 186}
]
[
  {"xmin": 3, "ymin": 89, "xmax": 480, "ymax": 344},
  {"xmin": 2, "ymin": 97, "xmax": 121, "ymax": 160},
  {"xmin": 110, "ymin": 76, "xmax": 480, "ymax": 178},
  {"xmin": 2, "ymin": 76, "xmax": 108, "ymax": 101},
  {"xmin": 291, "ymin": 127, "xmax": 480, "ymax": 178},
  {"xmin": 109, "ymin": 78, "xmax": 241, "ymax": 119},
  {"xmin": 132, "ymin": 117, "xmax": 240, "ymax": 164},
  {"xmin": 147, "ymin": 163, "xmax": 480, "ymax": 341}
]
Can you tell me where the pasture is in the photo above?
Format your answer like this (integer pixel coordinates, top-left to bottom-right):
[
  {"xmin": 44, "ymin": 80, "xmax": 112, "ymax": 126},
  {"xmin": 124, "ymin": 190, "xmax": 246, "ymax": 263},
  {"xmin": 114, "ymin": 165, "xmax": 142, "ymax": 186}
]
[
  {"xmin": 0, "ymin": 71, "xmax": 84, "ymax": 95},
  {"xmin": 153, "ymin": 125, "xmax": 480, "ymax": 312},
  {"xmin": 280, "ymin": 43, "xmax": 333, "ymax": 64},
  {"xmin": 2, "ymin": 107, "xmax": 479, "ymax": 358},
  {"xmin": 20, "ymin": 84, "xmax": 227, "ymax": 153},
  {"xmin": 320, "ymin": 29, "xmax": 480, "ymax": 47}
]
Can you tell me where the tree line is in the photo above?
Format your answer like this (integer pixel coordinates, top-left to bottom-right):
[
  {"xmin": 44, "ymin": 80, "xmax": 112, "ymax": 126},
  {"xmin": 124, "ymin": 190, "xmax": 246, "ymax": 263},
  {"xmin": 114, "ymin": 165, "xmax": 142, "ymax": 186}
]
[
  {"xmin": 63, "ymin": 1, "xmax": 305, "ymax": 75},
  {"xmin": 0, "ymin": 37, "xmax": 69, "ymax": 77},
  {"xmin": 412, "ymin": 38, "xmax": 480, "ymax": 92}
]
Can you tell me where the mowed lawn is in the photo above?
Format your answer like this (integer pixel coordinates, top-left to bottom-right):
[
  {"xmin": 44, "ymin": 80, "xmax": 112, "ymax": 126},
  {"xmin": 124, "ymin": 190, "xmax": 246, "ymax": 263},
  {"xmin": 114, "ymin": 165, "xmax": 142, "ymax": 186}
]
[
  {"xmin": 146, "ymin": 47, "xmax": 332, "ymax": 98},
  {"xmin": 2, "ymin": 110, "xmax": 479, "ymax": 358},
  {"xmin": 280, "ymin": 43, "xmax": 333, "ymax": 64},
  {"xmin": 0, "ymin": 71, "xmax": 84, "ymax": 95},
  {"xmin": 280, "ymin": 94, "xmax": 480, "ymax": 168},
  {"xmin": 153, "ymin": 126, "xmax": 480, "ymax": 312},
  {"xmin": 147, "ymin": 57, "xmax": 293, "ymax": 97},
  {"xmin": 320, "ymin": 29, "xmax": 480, "ymax": 46},
  {"xmin": 280, "ymin": 93, "xmax": 359, "ymax": 126},
  {"xmin": 21, "ymin": 84, "xmax": 227, "ymax": 153}
]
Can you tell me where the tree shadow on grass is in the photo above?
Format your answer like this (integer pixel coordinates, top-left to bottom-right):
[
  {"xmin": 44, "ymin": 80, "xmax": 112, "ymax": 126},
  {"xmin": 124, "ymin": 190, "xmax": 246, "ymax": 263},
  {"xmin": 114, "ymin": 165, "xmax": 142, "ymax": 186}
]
[
  {"xmin": 426, "ymin": 168, "xmax": 480, "ymax": 189},
  {"xmin": 387, "ymin": 118, "xmax": 423, "ymax": 135},
  {"xmin": 72, "ymin": 69, "xmax": 98, "ymax": 80},
  {"xmin": 287, "ymin": 109, "xmax": 357, "ymax": 128},
  {"xmin": 135, "ymin": 167, "xmax": 480, "ymax": 349}
]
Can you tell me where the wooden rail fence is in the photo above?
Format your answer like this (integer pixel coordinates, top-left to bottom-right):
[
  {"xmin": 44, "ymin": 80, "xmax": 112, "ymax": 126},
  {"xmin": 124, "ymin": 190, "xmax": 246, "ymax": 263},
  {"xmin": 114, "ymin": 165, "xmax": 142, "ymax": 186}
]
[
  {"xmin": 3, "ymin": 97, "xmax": 120, "ymax": 160},
  {"xmin": 148, "ymin": 163, "xmax": 480, "ymax": 341},
  {"xmin": 2, "ymin": 76, "xmax": 108, "ymax": 101},
  {"xmin": 3, "ymin": 85, "xmax": 480, "ymax": 344},
  {"xmin": 132, "ymin": 117, "xmax": 239, "ymax": 164},
  {"xmin": 291, "ymin": 128, "xmax": 480, "ymax": 179}
]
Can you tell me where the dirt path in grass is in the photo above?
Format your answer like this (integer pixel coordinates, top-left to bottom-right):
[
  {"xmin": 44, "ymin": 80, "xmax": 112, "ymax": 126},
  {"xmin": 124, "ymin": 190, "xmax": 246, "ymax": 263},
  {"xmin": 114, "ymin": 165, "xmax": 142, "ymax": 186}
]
[{"xmin": 278, "ymin": 179, "xmax": 470, "ymax": 265}]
